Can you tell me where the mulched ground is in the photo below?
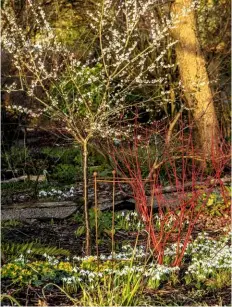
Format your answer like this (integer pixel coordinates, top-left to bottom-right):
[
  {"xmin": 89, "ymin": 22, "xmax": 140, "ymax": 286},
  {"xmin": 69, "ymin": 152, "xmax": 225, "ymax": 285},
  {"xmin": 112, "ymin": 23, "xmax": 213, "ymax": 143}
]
[
  {"xmin": 2, "ymin": 219, "xmax": 86, "ymax": 256},
  {"xmin": 2, "ymin": 216, "xmax": 143, "ymax": 257}
]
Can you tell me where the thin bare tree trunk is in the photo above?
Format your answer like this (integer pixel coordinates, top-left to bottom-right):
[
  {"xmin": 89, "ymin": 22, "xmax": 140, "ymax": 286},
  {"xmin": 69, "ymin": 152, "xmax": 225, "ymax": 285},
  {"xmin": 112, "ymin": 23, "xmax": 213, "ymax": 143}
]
[
  {"xmin": 170, "ymin": 0, "xmax": 220, "ymax": 157},
  {"xmin": 83, "ymin": 140, "xmax": 91, "ymax": 255}
]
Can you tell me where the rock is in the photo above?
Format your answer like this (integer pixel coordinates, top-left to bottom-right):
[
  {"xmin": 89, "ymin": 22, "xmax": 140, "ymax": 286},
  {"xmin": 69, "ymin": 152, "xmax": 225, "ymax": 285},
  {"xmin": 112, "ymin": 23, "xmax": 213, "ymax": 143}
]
[
  {"xmin": 1, "ymin": 182, "xmax": 196, "ymax": 221},
  {"xmin": 1, "ymin": 201, "xmax": 78, "ymax": 221}
]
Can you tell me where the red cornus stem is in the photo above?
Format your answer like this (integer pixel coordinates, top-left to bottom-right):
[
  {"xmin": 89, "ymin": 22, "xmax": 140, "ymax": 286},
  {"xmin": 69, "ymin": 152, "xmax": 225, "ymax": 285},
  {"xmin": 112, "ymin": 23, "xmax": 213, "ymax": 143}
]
[{"xmin": 107, "ymin": 117, "xmax": 231, "ymax": 266}]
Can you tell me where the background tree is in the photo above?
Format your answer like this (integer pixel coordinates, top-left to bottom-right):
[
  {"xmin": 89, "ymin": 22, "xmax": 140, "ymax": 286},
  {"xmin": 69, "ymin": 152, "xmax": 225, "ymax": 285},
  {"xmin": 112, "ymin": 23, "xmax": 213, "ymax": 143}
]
[{"xmin": 170, "ymin": 0, "xmax": 220, "ymax": 158}]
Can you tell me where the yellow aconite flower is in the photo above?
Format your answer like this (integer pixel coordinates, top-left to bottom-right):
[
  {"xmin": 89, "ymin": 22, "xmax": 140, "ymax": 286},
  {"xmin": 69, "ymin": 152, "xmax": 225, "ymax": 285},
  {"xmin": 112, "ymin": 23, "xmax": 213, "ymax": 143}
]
[
  {"xmin": 85, "ymin": 256, "xmax": 96, "ymax": 263},
  {"xmin": 207, "ymin": 195, "xmax": 215, "ymax": 206},
  {"xmin": 58, "ymin": 262, "xmax": 72, "ymax": 272}
]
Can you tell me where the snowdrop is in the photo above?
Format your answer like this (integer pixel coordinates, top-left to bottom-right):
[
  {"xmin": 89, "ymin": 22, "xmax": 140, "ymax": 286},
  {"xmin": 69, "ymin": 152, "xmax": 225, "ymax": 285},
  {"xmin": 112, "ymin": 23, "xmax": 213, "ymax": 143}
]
[
  {"xmin": 62, "ymin": 276, "xmax": 76, "ymax": 284},
  {"xmin": 184, "ymin": 233, "xmax": 231, "ymax": 281},
  {"xmin": 38, "ymin": 186, "xmax": 76, "ymax": 199},
  {"xmin": 14, "ymin": 254, "xmax": 26, "ymax": 264}
]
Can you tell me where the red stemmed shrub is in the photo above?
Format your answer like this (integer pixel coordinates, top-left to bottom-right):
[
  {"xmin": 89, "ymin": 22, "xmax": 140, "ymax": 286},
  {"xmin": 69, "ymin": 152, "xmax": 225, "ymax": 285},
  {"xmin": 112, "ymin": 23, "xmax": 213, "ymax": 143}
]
[{"xmin": 108, "ymin": 117, "xmax": 230, "ymax": 266}]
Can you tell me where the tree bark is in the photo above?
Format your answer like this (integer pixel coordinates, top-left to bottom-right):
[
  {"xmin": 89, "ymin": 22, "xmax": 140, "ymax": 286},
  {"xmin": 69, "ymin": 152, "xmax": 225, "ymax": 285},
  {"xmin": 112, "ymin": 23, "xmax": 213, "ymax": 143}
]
[{"xmin": 170, "ymin": 0, "xmax": 220, "ymax": 158}]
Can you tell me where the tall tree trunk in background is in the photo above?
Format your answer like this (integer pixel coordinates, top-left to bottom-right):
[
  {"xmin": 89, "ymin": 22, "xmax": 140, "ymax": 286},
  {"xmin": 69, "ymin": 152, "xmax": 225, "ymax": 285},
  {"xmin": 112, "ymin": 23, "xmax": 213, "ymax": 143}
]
[{"xmin": 170, "ymin": 0, "xmax": 220, "ymax": 158}]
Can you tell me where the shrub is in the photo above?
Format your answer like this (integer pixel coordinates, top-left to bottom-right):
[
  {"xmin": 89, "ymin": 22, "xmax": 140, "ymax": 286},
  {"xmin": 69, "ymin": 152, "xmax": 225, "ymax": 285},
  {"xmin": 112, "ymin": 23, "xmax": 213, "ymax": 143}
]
[
  {"xmin": 41, "ymin": 147, "xmax": 81, "ymax": 165},
  {"xmin": 51, "ymin": 164, "xmax": 80, "ymax": 183}
]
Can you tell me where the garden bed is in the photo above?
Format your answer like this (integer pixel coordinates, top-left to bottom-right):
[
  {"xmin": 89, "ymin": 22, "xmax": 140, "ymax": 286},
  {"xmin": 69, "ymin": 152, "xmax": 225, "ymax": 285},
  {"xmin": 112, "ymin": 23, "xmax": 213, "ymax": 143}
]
[{"xmin": 1, "ymin": 208, "xmax": 231, "ymax": 306}]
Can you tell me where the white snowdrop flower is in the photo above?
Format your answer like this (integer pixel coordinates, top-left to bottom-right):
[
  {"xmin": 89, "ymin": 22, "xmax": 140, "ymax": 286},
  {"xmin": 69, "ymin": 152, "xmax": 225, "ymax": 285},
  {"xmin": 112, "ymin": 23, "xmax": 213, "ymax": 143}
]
[
  {"xmin": 89, "ymin": 272, "xmax": 95, "ymax": 278},
  {"xmin": 100, "ymin": 254, "xmax": 106, "ymax": 260},
  {"xmin": 65, "ymin": 278, "xmax": 73, "ymax": 284},
  {"xmin": 52, "ymin": 259, "xmax": 59, "ymax": 265}
]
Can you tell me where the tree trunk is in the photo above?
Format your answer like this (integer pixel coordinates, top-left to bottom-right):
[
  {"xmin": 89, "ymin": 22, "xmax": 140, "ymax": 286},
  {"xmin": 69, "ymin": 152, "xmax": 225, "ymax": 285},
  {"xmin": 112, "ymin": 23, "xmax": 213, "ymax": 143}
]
[
  {"xmin": 83, "ymin": 140, "xmax": 91, "ymax": 255},
  {"xmin": 170, "ymin": 0, "xmax": 220, "ymax": 157}
]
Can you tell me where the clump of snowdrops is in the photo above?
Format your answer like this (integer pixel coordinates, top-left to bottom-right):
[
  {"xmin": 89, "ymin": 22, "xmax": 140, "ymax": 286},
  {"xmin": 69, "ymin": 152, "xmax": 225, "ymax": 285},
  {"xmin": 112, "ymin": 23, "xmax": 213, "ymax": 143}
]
[
  {"xmin": 2, "ymin": 232, "xmax": 231, "ymax": 296},
  {"xmin": 38, "ymin": 186, "xmax": 75, "ymax": 200}
]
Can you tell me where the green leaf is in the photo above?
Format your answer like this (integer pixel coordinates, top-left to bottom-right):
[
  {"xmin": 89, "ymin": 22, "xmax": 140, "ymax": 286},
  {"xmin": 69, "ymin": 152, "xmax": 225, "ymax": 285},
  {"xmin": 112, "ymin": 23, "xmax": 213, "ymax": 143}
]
[{"xmin": 75, "ymin": 226, "xmax": 85, "ymax": 237}]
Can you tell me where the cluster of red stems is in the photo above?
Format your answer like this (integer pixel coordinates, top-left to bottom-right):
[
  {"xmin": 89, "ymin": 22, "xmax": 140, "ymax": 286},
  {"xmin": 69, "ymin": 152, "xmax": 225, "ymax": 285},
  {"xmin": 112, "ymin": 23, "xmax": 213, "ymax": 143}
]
[{"xmin": 108, "ymin": 117, "xmax": 230, "ymax": 266}]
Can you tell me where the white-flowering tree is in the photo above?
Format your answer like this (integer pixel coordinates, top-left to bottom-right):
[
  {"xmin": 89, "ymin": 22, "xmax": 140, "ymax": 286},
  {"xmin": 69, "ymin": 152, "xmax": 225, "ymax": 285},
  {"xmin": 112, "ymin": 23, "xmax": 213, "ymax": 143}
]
[{"xmin": 2, "ymin": 0, "xmax": 194, "ymax": 254}]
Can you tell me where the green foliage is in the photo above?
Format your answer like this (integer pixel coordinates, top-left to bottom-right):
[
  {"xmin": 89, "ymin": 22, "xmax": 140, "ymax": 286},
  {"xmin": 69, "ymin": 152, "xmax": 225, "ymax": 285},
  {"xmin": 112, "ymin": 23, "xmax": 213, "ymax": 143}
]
[
  {"xmin": 199, "ymin": 187, "xmax": 231, "ymax": 217},
  {"xmin": 40, "ymin": 147, "xmax": 82, "ymax": 183},
  {"xmin": 1, "ymin": 232, "xmax": 231, "ymax": 305},
  {"xmin": 1, "ymin": 180, "xmax": 73, "ymax": 204},
  {"xmin": 1, "ymin": 178, "xmax": 49, "ymax": 191},
  {"xmin": 44, "ymin": 0, "xmax": 94, "ymax": 51},
  {"xmin": 75, "ymin": 208, "xmax": 112, "ymax": 238},
  {"xmin": 2, "ymin": 146, "xmax": 29, "ymax": 174},
  {"xmin": 205, "ymin": 270, "xmax": 231, "ymax": 290},
  {"xmin": 51, "ymin": 63, "xmax": 104, "ymax": 117},
  {"xmin": 137, "ymin": 145, "xmax": 160, "ymax": 178},
  {"xmin": 54, "ymin": 12, "xmax": 84, "ymax": 47},
  {"xmin": 1, "ymin": 260, "xmax": 73, "ymax": 287},
  {"xmin": 75, "ymin": 225, "xmax": 85, "ymax": 237},
  {"xmin": 2, "ymin": 144, "xmax": 111, "ymax": 186},
  {"xmin": 1, "ymin": 241, "xmax": 70, "ymax": 263},
  {"xmin": 41, "ymin": 145, "xmax": 111, "ymax": 182},
  {"xmin": 79, "ymin": 271, "xmax": 143, "ymax": 306},
  {"xmin": 51, "ymin": 163, "xmax": 79, "ymax": 183},
  {"xmin": 2, "ymin": 145, "xmax": 51, "ymax": 178},
  {"xmin": 89, "ymin": 165, "xmax": 108, "ymax": 175},
  {"xmin": 41, "ymin": 147, "xmax": 81, "ymax": 165},
  {"xmin": 1, "ymin": 219, "xmax": 23, "ymax": 229},
  {"xmin": 74, "ymin": 210, "xmax": 143, "ymax": 239},
  {"xmin": 197, "ymin": 0, "xmax": 230, "ymax": 50},
  {"xmin": 115, "ymin": 211, "xmax": 143, "ymax": 232},
  {"xmin": 80, "ymin": 257, "xmax": 124, "ymax": 273}
]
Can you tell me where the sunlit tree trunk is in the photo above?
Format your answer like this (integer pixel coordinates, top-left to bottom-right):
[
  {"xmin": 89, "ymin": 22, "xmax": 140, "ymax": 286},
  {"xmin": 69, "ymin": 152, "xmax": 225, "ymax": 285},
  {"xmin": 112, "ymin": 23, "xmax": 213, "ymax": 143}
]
[{"xmin": 170, "ymin": 0, "xmax": 220, "ymax": 157}]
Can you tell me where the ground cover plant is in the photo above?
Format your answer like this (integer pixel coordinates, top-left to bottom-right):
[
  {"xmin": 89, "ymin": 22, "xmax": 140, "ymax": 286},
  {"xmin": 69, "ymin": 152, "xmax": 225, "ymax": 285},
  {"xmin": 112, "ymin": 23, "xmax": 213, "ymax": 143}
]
[{"xmin": 1, "ymin": 217, "xmax": 231, "ymax": 306}]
